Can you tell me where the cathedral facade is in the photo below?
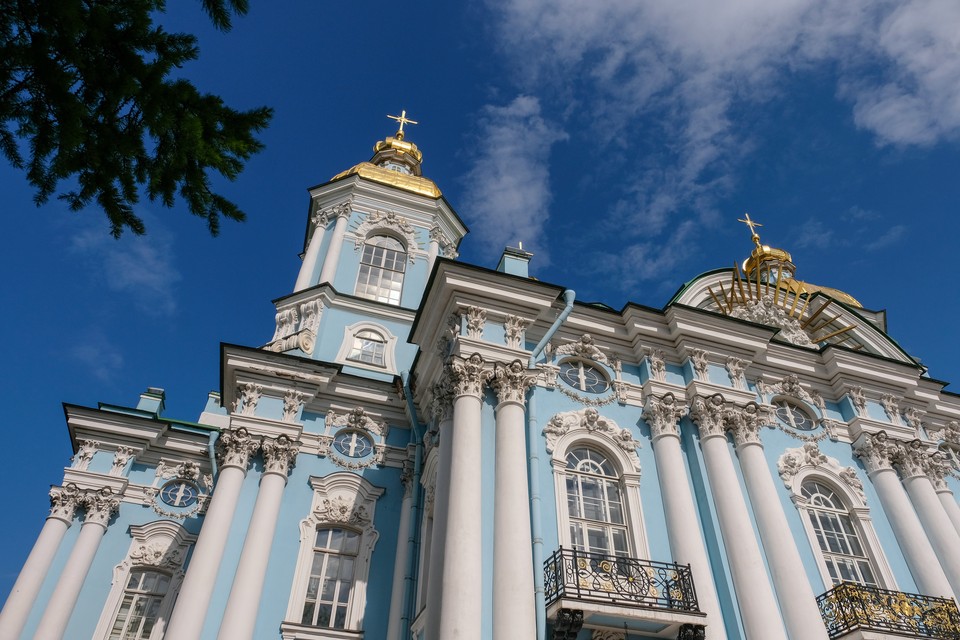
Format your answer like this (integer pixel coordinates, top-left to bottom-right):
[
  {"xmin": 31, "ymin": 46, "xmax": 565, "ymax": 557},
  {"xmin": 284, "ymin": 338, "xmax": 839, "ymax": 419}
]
[{"xmin": 2, "ymin": 122, "xmax": 960, "ymax": 640}]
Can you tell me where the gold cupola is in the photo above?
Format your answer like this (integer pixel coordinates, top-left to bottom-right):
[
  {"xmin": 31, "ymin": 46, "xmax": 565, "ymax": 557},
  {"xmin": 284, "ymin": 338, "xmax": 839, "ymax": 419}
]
[{"xmin": 331, "ymin": 110, "xmax": 441, "ymax": 198}]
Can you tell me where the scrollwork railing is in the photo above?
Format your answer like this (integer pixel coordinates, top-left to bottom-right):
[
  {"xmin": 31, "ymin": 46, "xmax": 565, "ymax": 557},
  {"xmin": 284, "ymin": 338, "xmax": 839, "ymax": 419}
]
[
  {"xmin": 817, "ymin": 582, "xmax": 960, "ymax": 639},
  {"xmin": 544, "ymin": 547, "xmax": 700, "ymax": 612}
]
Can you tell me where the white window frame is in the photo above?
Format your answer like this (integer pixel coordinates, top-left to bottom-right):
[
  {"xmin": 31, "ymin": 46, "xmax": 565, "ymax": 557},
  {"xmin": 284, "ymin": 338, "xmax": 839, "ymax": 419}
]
[
  {"xmin": 336, "ymin": 322, "xmax": 399, "ymax": 374},
  {"xmin": 549, "ymin": 428, "xmax": 648, "ymax": 560},
  {"xmin": 789, "ymin": 468, "xmax": 895, "ymax": 591},
  {"xmin": 281, "ymin": 473, "xmax": 384, "ymax": 640},
  {"xmin": 354, "ymin": 234, "xmax": 407, "ymax": 306},
  {"xmin": 93, "ymin": 521, "xmax": 195, "ymax": 640}
]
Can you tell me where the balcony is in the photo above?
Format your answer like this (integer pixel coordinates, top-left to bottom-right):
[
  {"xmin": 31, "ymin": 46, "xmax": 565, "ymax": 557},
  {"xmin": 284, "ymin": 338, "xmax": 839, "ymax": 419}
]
[
  {"xmin": 544, "ymin": 547, "xmax": 706, "ymax": 639},
  {"xmin": 817, "ymin": 582, "xmax": 960, "ymax": 640}
]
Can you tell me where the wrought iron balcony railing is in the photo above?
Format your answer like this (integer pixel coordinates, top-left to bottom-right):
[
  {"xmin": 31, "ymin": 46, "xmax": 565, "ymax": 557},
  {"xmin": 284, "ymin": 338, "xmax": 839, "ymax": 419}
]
[
  {"xmin": 817, "ymin": 582, "xmax": 960, "ymax": 639},
  {"xmin": 544, "ymin": 547, "xmax": 700, "ymax": 613}
]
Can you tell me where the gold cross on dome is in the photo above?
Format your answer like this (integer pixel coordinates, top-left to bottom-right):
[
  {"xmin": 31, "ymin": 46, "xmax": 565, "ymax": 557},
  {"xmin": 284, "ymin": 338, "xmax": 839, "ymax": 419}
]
[
  {"xmin": 738, "ymin": 213, "xmax": 763, "ymax": 247},
  {"xmin": 387, "ymin": 110, "xmax": 418, "ymax": 138}
]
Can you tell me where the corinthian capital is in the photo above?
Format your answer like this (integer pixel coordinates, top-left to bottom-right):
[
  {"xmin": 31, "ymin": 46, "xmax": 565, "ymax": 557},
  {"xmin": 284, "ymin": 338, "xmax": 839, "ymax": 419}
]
[
  {"xmin": 79, "ymin": 488, "xmax": 121, "ymax": 527},
  {"xmin": 854, "ymin": 431, "xmax": 899, "ymax": 474},
  {"xmin": 448, "ymin": 353, "xmax": 492, "ymax": 399},
  {"xmin": 643, "ymin": 393, "xmax": 684, "ymax": 439},
  {"xmin": 48, "ymin": 484, "xmax": 81, "ymax": 522},
  {"xmin": 926, "ymin": 452, "xmax": 955, "ymax": 491},
  {"xmin": 262, "ymin": 434, "xmax": 302, "ymax": 476},
  {"xmin": 689, "ymin": 394, "xmax": 727, "ymax": 438},
  {"xmin": 216, "ymin": 427, "xmax": 261, "ymax": 470},
  {"xmin": 896, "ymin": 439, "xmax": 930, "ymax": 480},
  {"xmin": 491, "ymin": 359, "xmax": 537, "ymax": 405},
  {"xmin": 728, "ymin": 402, "xmax": 771, "ymax": 447}
]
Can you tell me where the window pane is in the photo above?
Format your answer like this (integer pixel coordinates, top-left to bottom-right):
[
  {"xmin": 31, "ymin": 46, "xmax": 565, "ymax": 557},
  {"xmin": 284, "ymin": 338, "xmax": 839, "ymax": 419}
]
[{"xmin": 803, "ymin": 481, "xmax": 878, "ymax": 587}]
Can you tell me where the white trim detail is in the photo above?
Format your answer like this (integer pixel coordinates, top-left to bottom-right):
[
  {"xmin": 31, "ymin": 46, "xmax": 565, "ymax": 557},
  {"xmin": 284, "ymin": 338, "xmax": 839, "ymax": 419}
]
[
  {"xmin": 92, "ymin": 520, "xmax": 196, "ymax": 640},
  {"xmin": 283, "ymin": 473, "xmax": 384, "ymax": 634},
  {"xmin": 335, "ymin": 321, "xmax": 399, "ymax": 374},
  {"xmin": 352, "ymin": 210, "xmax": 421, "ymax": 263},
  {"xmin": 779, "ymin": 445, "xmax": 896, "ymax": 591}
]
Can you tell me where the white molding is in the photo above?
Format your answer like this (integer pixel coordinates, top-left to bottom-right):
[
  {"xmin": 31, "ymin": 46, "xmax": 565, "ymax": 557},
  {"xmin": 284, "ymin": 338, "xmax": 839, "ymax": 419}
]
[
  {"xmin": 92, "ymin": 520, "xmax": 196, "ymax": 640},
  {"xmin": 283, "ymin": 473, "xmax": 384, "ymax": 633},
  {"xmin": 335, "ymin": 321, "xmax": 399, "ymax": 375}
]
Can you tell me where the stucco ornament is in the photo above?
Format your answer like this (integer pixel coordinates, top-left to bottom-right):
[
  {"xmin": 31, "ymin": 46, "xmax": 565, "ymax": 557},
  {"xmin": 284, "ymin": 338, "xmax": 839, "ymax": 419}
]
[
  {"xmin": 48, "ymin": 484, "xmax": 81, "ymax": 522},
  {"xmin": 725, "ymin": 357, "xmax": 747, "ymax": 390},
  {"xmin": 647, "ymin": 348, "xmax": 666, "ymax": 382},
  {"xmin": 880, "ymin": 394, "xmax": 901, "ymax": 423},
  {"xmin": 262, "ymin": 434, "xmax": 302, "ymax": 475},
  {"xmin": 234, "ymin": 382, "xmax": 262, "ymax": 416},
  {"xmin": 728, "ymin": 402, "xmax": 773, "ymax": 446},
  {"xmin": 267, "ymin": 299, "xmax": 322, "ymax": 355},
  {"xmin": 555, "ymin": 334, "xmax": 608, "ymax": 365},
  {"xmin": 778, "ymin": 443, "xmax": 866, "ymax": 502},
  {"xmin": 543, "ymin": 408, "xmax": 641, "ymax": 470},
  {"xmin": 110, "ymin": 446, "xmax": 137, "ymax": 476},
  {"xmin": 689, "ymin": 394, "xmax": 727, "ymax": 438},
  {"xmin": 491, "ymin": 359, "xmax": 537, "ymax": 404},
  {"xmin": 592, "ymin": 631, "xmax": 626, "ymax": 640},
  {"xmin": 729, "ymin": 293, "xmax": 814, "ymax": 346},
  {"xmin": 429, "ymin": 226, "xmax": 458, "ymax": 259},
  {"xmin": 430, "ymin": 374, "xmax": 455, "ymax": 424},
  {"xmin": 854, "ymin": 431, "xmax": 899, "ymax": 474},
  {"xmin": 902, "ymin": 406, "xmax": 926, "ymax": 434},
  {"xmin": 319, "ymin": 495, "xmax": 370, "ymax": 525},
  {"xmin": 643, "ymin": 393, "xmax": 684, "ymax": 439},
  {"xmin": 80, "ymin": 487, "xmax": 121, "ymax": 527},
  {"xmin": 353, "ymin": 209, "xmax": 419, "ymax": 262},
  {"xmin": 71, "ymin": 440, "xmax": 99, "ymax": 470},
  {"xmin": 764, "ymin": 374, "xmax": 819, "ymax": 407},
  {"xmin": 130, "ymin": 541, "xmax": 185, "ymax": 570},
  {"xmin": 216, "ymin": 427, "xmax": 261, "ymax": 470},
  {"xmin": 503, "ymin": 314, "xmax": 529, "ymax": 349},
  {"xmin": 326, "ymin": 406, "xmax": 388, "ymax": 439},
  {"xmin": 925, "ymin": 452, "xmax": 958, "ymax": 491},
  {"xmin": 464, "ymin": 306, "xmax": 486, "ymax": 339},
  {"xmin": 282, "ymin": 389, "xmax": 305, "ymax": 423},
  {"xmin": 895, "ymin": 439, "xmax": 931, "ymax": 480},
  {"xmin": 848, "ymin": 387, "xmax": 867, "ymax": 417},
  {"xmin": 928, "ymin": 420, "xmax": 960, "ymax": 446},
  {"xmin": 690, "ymin": 349, "xmax": 709, "ymax": 381},
  {"xmin": 449, "ymin": 353, "xmax": 493, "ymax": 398}
]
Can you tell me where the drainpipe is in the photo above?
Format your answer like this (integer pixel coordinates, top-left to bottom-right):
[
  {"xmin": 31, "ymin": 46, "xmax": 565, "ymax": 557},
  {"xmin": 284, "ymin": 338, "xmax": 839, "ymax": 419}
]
[
  {"xmin": 400, "ymin": 371, "xmax": 425, "ymax": 640},
  {"xmin": 207, "ymin": 431, "xmax": 220, "ymax": 478},
  {"xmin": 527, "ymin": 289, "xmax": 576, "ymax": 640}
]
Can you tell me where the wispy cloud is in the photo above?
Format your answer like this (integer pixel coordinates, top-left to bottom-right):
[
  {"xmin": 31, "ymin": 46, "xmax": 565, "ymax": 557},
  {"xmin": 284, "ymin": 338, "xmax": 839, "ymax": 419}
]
[
  {"xmin": 481, "ymin": 0, "xmax": 960, "ymax": 284},
  {"xmin": 865, "ymin": 224, "xmax": 907, "ymax": 250},
  {"xmin": 69, "ymin": 336, "xmax": 124, "ymax": 382},
  {"xmin": 459, "ymin": 96, "xmax": 567, "ymax": 264},
  {"xmin": 70, "ymin": 214, "xmax": 182, "ymax": 316}
]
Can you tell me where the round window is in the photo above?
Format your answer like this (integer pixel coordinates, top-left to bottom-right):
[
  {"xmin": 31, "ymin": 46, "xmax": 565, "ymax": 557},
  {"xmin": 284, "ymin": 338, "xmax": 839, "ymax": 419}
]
[
  {"xmin": 159, "ymin": 480, "xmax": 199, "ymax": 507},
  {"xmin": 774, "ymin": 400, "xmax": 816, "ymax": 431},
  {"xmin": 333, "ymin": 431, "xmax": 374, "ymax": 458},
  {"xmin": 558, "ymin": 360, "xmax": 610, "ymax": 394}
]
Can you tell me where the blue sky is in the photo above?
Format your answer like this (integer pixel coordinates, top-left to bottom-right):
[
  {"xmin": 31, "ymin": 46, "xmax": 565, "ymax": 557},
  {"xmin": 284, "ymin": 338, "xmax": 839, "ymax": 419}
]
[{"xmin": 3, "ymin": 0, "xmax": 960, "ymax": 602}]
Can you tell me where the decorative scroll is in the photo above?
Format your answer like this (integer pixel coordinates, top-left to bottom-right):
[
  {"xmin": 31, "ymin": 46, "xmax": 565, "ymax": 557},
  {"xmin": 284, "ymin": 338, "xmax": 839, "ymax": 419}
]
[
  {"xmin": 543, "ymin": 408, "xmax": 640, "ymax": 470},
  {"xmin": 848, "ymin": 387, "xmax": 867, "ymax": 417},
  {"xmin": 647, "ymin": 348, "xmax": 666, "ymax": 382},
  {"xmin": 353, "ymin": 210, "xmax": 419, "ymax": 261},
  {"xmin": 464, "ymin": 306, "xmax": 486, "ymax": 339},
  {"xmin": 555, "ymin": 334, "xmax": 608, "ymax": 365},
  {"xmin": 725, "ymin": 357, "xmax": 747, "ymax": 390},
  {"xmin": 543, "ymin": 547, "xmax": 700, "ymax": 613},
  {"xmin": 778, "ymin": 443, "xmax": 866, "ymax": 503},
  {"xmin": 817, "ymin": 582, "xmax": 960, "ymax": 639},
  {"xmin": 503, "ymin": 315, "xmax": 529, "ymax": 349},
  {"xmin": 690, "ymin": 349, "xmax": 709, "ymax": 381}
]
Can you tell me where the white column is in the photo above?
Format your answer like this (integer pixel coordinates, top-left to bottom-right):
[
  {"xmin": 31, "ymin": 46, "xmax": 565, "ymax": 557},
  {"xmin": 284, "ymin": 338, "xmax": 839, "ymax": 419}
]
[
  {"xmin": 855, "ymin": 432, "xmax": 953, "ymax": 598},
  {"xmin": 690, "ymin": 395, "xmax": 788, "ymax": 640},
  {"xmin": 32, "ymin": 488, "xmax": 120, "ymax": 640},
  {"xmin": 490, "ymin": 361, "xmax": 536, "ymax": 640},
  {"xmin": 0, "ymin": 486, "xmax": 80, "ymax": 639},
  {"xmin": 317, "ymin": 206, "xmax": 351, "ymax": 286},
  {"xmin": 644, "ymin": 395, "xmax": 725, "ymax": 640},
  {"xmin": 294, "ymin": 208, "xmax": 330, "ymax": 292},
  {"xmin": 218, "ymin": 435, "xmax": 300, "ymax": 640},
  {"xmin": 729, "ymin": 406, "xmax": 828, "ymax": 640},
  {"xmin": 424, "ymin": 387, "xmax": 454, "ymax": 640},
  {"xmin": 438, "ymin": 354, "xmax": 490, "ymax": 640},
  {"xmin": 897, "ymin": 442, "xmax": 960, "ymax": 598},
  {"xmin": 387, "ymin": 459, "xmax": 414, "ymax": 640},
  {"xmin": 427, "ymin": 227, "xmax": 442, "ymax": 274},
  {"xmin": 165, "ymin": 428, "xmax": 260, "ymax": 640}
]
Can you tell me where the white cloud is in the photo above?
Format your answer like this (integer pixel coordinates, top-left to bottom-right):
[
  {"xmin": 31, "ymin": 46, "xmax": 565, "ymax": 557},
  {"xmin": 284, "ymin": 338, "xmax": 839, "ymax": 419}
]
[
  {"xmin": 70, "ymin": 215, "xmax": 182, "ymax": 316},
  {"xmin": 459, "ymin": 96, "xmax": 568, "ymax": 264},
  {"xmin": 70, "ymin": 338, "xmax": 124, "ymax": 382},
  {"xmin": 865, "ymin": 224, "xmax": 907, "ymax": 250},
  {"xmin": 481, "ymin": 0, "xmax": 960, "ymax": 284}
]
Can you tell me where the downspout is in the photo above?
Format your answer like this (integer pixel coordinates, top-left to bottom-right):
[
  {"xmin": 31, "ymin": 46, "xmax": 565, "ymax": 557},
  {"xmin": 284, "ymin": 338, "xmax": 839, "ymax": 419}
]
[
  {"xmin": 400, "ymin": 371, "xmax": 424, "ymax": 640},
  {"xmin": 528, "ymin": 289, "xmax": 576, "ymax": 640},
  {"xmin": 207, "ymin": 430, "xmax": 220, "ymax": 478}
]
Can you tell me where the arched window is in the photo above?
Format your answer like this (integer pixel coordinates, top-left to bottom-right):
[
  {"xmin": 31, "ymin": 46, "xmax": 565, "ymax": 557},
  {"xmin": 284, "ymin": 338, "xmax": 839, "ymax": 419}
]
[
  {"xmin": 347, "ymin": 330, "xmax": 386, "ymax": 366},
  {"xmin": 801, "ymin": 480, "xmax": 878, "ymax": 586},
  {"xmin": 108, "ymin": 570, "xmax": 171, "ymax": 640},
  {"xmin": 355, "ymin": 235, "xmax": 405, "ymax": 305},
  {"xmin": 300, "ymin": 527, "xmax": 361, "ymax": 629},
  {"xmin": 565, "ymin": 447, "xmax": 629, "ymax": 557}
]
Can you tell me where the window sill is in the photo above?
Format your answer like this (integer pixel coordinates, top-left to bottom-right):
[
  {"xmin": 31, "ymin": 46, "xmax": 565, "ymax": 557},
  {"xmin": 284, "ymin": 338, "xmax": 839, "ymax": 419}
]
[{"xmin": 280, "ymin": 621, "xmax": 364, "ymax": 640}]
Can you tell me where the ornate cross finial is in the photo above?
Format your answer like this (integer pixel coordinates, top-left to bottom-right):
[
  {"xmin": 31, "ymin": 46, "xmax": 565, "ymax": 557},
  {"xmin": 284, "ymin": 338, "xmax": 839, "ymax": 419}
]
[
  {"xmin": 387, "ymin": 109, "xmax": 418, "ymax": 139},
  {"xmin": 738, "ymin": 213, "xmax": 763, "ymax": 247}
]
